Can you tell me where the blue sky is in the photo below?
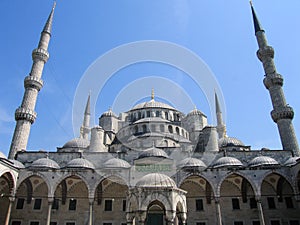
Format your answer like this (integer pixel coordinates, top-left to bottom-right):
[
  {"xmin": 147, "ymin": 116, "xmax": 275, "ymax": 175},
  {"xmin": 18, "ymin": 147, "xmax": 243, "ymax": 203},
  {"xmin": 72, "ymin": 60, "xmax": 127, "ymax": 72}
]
[{"xmin": 0, "ymin": 1, "xmax": 300, "ymax": 156}]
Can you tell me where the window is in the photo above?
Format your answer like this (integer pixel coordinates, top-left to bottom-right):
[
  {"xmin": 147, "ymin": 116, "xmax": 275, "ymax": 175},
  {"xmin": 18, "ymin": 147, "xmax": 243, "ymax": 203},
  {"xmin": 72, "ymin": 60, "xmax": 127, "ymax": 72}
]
[
  {"xmin": 232, "ymin": 198, "xmax": 240, "ymax": 210},
  {"xmin": 250, "ymin": 198, "xmax": 257, "ymax": 209},
  {"xmin": 69, "ymin": 199, "xmax": 77, "ymax": 211},
  {"xmin": 30, "ymin": 222, "xmax": 39, "ymax": 225},
  {"xmin": 146, "ymin": 111, "xmax": 150, "ymax": 117},
  {"xmin": 234, "ymin": 222, "xmax": 243, "ymax": 225},
  {"xmin": 104, "ymin": 200, "xmax": 113, "ymax": 211},
  {"xmin": 50, "ymin": 223, "xmax": 57, "ymax": 225},
  {"xmin": 195, "ymin": 199, "xmax": 204, "ymax": 211},
  {"xmin": 52, "ymin": 198, "xmax": 59, "ymax": 210},
  {"xmin": 252, "ymin": 221, "xmax": 260, "ymax": 225},
  {"xmin": 103, "ymin": 223, "xmax": 112, "ymax": 225},
  {"xmin": 156, "ymin": 111, "xmax": 159, "ymax": 117},
  {"xmin": 11, "ymin": 221, "xmax": 21, "ymax": 225},
  {"xmin": 16, "ymin": 198, "xmax": 25, "ymax": 209},
  {"xmin": 196, "ymin": 223, "xmax": 206, "ymax": 225},
  {"xmin": 285, "ymin": 197, "xmax": 294, "ymax": 209},
  {"xmin": 175, "ymin": 127, "xmax": 180, "ymax": 135},
  {"xmin": 142, "ymin": 125, "xmax": 147, "ymax": 133},
  {"xmin": 66, "ymin": 223, "xmax": 75, "ymax": 225},
  {"xmin": 270, "ymin": 220, "xmax": 280, "ymax": 225},
  {"xmin": 267, "ymin": 197, "xmax": 276, "ymax": 209},
  {"xmin": 290, "ymin": 221, "xmax": 300, "ymax": 225},
  {"xmin": 168, "ymin": 125, "xmax": 173, "ymax": 133},
  {"xmin": 33, "ymin": 199, "xmax": 42, "ymax": 210},
  {"xmin": 122, "ymin": 200, "xmax": 126, "ymax": 211}
]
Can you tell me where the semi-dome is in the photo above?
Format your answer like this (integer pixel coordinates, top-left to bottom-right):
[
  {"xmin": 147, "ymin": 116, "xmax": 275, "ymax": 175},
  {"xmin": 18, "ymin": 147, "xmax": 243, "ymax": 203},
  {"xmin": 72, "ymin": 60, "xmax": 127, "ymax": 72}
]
[
  {"xmin": 132, "ymin": 99, "xmax": 175, "ymax": 110},
  {"xmin": 30, "ymin": 158, "xmax": 60, "ymax": 169},
  {"xmin": 63, "ymin": 138, "xmax": 89, "ymax": 149},
  {"xmin": 103, "ymin": 158, "xmax": 131, "ymax": 168},
  {"xmin": 136, "ymin": 173, "xmax": 176, "ymax": 188},
  {"xmin": 218, "ymin": 136, "xmax": 244, "ymax": 147},
  {"xmin": 248, "ymin": 156, "xmax": 279, "ymax": 168},
  {"xmin": 212, "ymin": 156, "xmax": 243, "ymax": 168},
  {"xmin": 138, "ymin": 147, "xmax": 168, "ymax": 159},
  {"xmin": 9, "ymin": 159, "xmax": 25, "ymax": 169},
  {"xmin": 0, "ymin": 151, "xmax": 7, "ymax": 159},
  {"xmin": 178, "ymin": 157, "xmax": 206, "ymax": 169},
  {"xmin": 284, "ymin": 157, "xmax": 300, "ymax": 167},
  {"xmin": 66, "ymin": 158, "xmax": 95, "ymax": 169}
]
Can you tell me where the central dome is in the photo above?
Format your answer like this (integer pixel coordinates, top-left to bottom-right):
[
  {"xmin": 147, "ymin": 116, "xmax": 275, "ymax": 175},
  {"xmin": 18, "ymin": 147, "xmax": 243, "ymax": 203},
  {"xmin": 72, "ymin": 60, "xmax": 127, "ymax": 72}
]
[
  {"xmin": 131, "ymin": 99, "xmax": 175, "ymax": 110},
  {"xmin": 136, "ymin": 173, "xmax": 176, "ymax": 188}
]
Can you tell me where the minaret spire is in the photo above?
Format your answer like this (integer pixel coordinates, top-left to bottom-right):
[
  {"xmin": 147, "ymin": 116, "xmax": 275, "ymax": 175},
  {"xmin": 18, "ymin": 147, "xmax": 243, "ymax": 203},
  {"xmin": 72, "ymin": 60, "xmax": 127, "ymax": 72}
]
[
  {"xmin": 80, "ymin": 94, "xmax": 91, "ymax": 140},
  {"xmin": 151, "ymin": 88, "xmax": 155, "ymax": 100},
  {"xmin": 250, "ymin": 3, "xmax": 299, "ymax": 155},
  {"xmin": 215, "ymin": 92, "xmax": 226, "ymax": 139},
  {"xmin": 8, "ymin": 4, "xmax": 56, "ymax": 159}
]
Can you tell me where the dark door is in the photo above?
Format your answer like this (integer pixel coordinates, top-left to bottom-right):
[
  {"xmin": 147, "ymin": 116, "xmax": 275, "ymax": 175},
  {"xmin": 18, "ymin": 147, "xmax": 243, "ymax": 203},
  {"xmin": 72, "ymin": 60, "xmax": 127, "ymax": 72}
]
[{"xmin": 146, "ymin": 213, "xmax": 163, "ymax": 225}]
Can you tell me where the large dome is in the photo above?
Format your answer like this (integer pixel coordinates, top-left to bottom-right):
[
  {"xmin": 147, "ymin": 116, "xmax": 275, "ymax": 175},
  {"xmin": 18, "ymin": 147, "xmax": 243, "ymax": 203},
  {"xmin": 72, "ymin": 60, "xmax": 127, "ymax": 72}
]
[
  {"xmin": 212, "ymin": 156, "xmax": 243, "ymax": 168},
  {"xmin": 63, "ymin": 138, "xmax": 90, "ymax": 149},
  {"xmin": 136, "ymin": 173, "xmax": 176, "ymax": 188},
  {"xmin": 218, "ymin": 136, "xmax": 244, "ymax": 148},
  {"xmin": 178, "ymin": 157, "xmax": 206, "ymax": 169},
  {"xmin": 138, "ymin": 147, "xmax": 168, "ymax": 159},
  {"xmin": 30, "ymin": 158, "xmax": 60, "ymax": 169},
  {"xmin": 103, "ymin": 158, "xmax": 131, "ymax": 168},
  {"xmin": 248, "ymin": 156, "xmax": 279, "ymax": 168},
  {"xmin": 66, "ymin": 158, "xmax": 95, "ymax": 169},
  {"xmin": 131, "ymin": 99, "xmax": 175, "ymax": 110}
]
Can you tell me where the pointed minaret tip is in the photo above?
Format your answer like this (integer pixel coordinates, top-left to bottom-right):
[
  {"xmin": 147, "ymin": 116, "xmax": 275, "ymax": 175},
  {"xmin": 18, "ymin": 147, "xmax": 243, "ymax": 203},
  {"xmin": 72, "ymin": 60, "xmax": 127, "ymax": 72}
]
[
  {"xmin": 84, "ymin": 94, "xmax": 91, "ymax": 115},
  {"xmin": 151, "ymin": 88, "xmax": 155, "ymax": 100},
  {"xmin": 43, "ymin": 2, "xmax": 56, "ymax": 35},
  {"xmin": 215, "ymin": 92, "xmax": 221, "ymax": 113},
  {"xmin": 250, "ymin": 1, "xmax": 264, "ymax": 33}
]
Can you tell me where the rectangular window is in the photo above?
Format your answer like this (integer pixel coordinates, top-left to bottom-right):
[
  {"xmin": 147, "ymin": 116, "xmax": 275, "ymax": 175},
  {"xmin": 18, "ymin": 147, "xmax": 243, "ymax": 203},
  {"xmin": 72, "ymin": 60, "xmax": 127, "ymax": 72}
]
[
  {"xmin": 16, "ymin": 198, "xmax": 25, "ymax": 209},
  {"xmin": 121, "ymin": 223, "xmax": 127, "ymax": 225},
  {"xmin": 250, "ymin": 198, "xmax": 257, "ymax": 209},
  {"xmin": 52, "ymin": 198, "xmax": 59, "ymax": 210},
  {"xmin": 196, "ymin": 223, "xmax": 206, "ymax": 225},
  {"xmin": 66, "ymin": 223, "xmax": 75, "ymax": 225},
  {"xmin": 285, "ymin": 197, "xmax": 294, "ymax": 209},
  {"xmin": 270, "ymin": 220, "xmax": 280, "ymax": 225},
  {"xmin": 69, "ymin": 199, "xmax": 77, "ymax": 211},
  {"xmin": 122, "ymin": 200, "xmax": 126, "ymax": 211},
  {"xmin": 234, "ymin": 222, "xmax": 243, "ymax": 225},
  {"xmin": 267, "ymin": 197, "xmax": 276, "ymax": 209},
  {"xmin": 33, "ymin": 199, "xmax": 42, "ymax": 210},
  {"xmin": 104, "ymin": 200, "xmax": 113, "ymax": 211},
  {"xmin": 196, "ymin": 199, "xmax": 204, "ymax": 211},
  {"xmin": 232, "ymin": 198, "xmax": 240, "ymax": 210},
  {"xmin": 30, "ymin": 222, "xmax": 39, "ymax": 225},
  {"xmin": 290, "ymin": 221, "xmax": 300, "ymax": 225},
  {"xmin": 252, "ymin": 221, "xmax": 260, "ymax": 225},
  {"xmin": 50, "ymin": 223, "xmax": 57, "ymax": 225},
  {"xmin": 103, "ymin": 223, "xmax": 112, "ymax": 225},
  {"xmin": 11, "ymin": 221, "xmax": 21, "ymax": 225}
]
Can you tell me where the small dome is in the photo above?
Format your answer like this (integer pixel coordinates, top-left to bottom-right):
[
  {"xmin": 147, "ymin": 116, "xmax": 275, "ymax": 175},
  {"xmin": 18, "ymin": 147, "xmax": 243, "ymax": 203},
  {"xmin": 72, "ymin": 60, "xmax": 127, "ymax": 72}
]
[
  {"xmin": 178, "ymin": 157, "xmax": 206, "ymax": 169},
  {"xmin": 284, "ymin": 157, "xmax": 300, "ymax": 167},
  {"xmin": 30, "ymin": 158, "xmax": 60, "ymax": 169},
  {"xmin": 63, "ymin": 138, "xmax": 89, "ymax": 149},
  {"xmin": 9, "ymin": 159, "xmax": 25, "ymax": 169},
  {"xmin": 219, "ymin": 136, "xmax": 244, "ymax": 147},
  {"xmin": 103, "ymin": 158, "xmax": 131, "ymax": 168},
  {"xmin": 136, "ymin": 173, "xmax": 176, "ymax": 188},
  {"xmin": 212, "ymin": 156, "xmax": 243, "ymax": 168},
  {"xmin": 132, "ymin": 99, "xmax": 175, "ymax": 110},
  {"xmin": 0, "ymin": 151, "xmax": 7, "ymax": 159},
  {"xmin": 66, "ymin": 158, "xmax": 95, "ymax": 169},
  {"xmin": 138, "ymin": 147, "xmax": 168, "ymax": 159},
  {"xmin": 187, "ymin": 108, "xmax": 205, "ymax": 117},
  {"xmin": 248, "ymin": 156, "xmax": 279, "ymax": 168},
  {"xmin": 101, "ymin": 108, "xmax": 117, "ymax": 118}
]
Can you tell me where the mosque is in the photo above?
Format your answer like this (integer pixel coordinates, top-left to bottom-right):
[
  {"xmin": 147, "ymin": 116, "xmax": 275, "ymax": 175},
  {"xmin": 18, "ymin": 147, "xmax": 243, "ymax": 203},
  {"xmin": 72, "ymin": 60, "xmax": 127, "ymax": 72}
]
[{"xmin": 0, "ymin": 3, "xmax": 300, "ymax": 225}]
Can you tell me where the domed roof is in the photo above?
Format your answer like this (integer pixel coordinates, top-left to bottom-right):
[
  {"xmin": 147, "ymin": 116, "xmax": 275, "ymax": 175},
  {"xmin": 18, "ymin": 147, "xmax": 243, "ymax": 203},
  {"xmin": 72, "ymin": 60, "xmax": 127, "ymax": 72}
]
[
  {"xmin": 218, "ymin": 136, "xmax": 244, "ymax": 147},
  {"xmin": 132, "ymin": 99, "xmax": 175, "ymax": 110},
  {"xmin": 103, "ymin": 158, "xmax": 131, "ymax": 168},
  {"xmin": 63, "ymin": 138, "xmax": 90, "ymax": 149},
  {"xmin": 30, "ymin": 158, "xmax": 60, "ymax": 169},
  {"xmin": 0, "ymin": 151, "xmax": 7, "ymax": 159},
  {"xmin": 138, "ymin": 147, "xmax": 168, "ymax": 159},
  {"xmin": 133, "ymin": 117, "xmax": 168, "ymax": 124},
  {"xmin": 248, "ymin": 156, "xmax": 279, "ymax": 168},
  {"xmin": 100, "ymin": 108, "xmax": 117, "ymax": 118},
  {"xmin": 9, "ymin": 159, "xmax": 25, "ymax": 169},
  {"xmin": 136, "ymin": 173, "xmax": 176, "ymax": 188},
  {"xmin": 212, "ymin": 156, "xmax": 243, "ymax": 168},
  {"xmin": 284, "ymin": 157, "xmax": 300, "ymax": 167},
  {"xmin": 178, "ymin": 157, "xmax": 206, "ymax": 169},
  {"xmin": 66, "ymin": 158, "xmax": 95, "ymax": 169},
  {"xmin": 187, "ymin": 108, "xmax": 206, "ymax": 117}
]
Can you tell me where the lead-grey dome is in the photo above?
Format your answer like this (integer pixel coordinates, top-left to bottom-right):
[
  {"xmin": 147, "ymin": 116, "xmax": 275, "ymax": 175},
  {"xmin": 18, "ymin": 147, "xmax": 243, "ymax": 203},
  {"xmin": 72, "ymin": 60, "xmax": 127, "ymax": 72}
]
[
  {"xmin": 103, "ymin": 158, "xmax": 131, "ymax": 168},
  {"xmin": 178, "ymin": 157, "xmax": 206, "ymax": 169},
  {"xmin": 30, "ymin": 158, "xmax": 60, "ymax": 169},
  {"xmin": 218, "ymin": 136, "xmax": 244, "ymax": 147},
  {"xmin": 248, "ymin": 156, "xmax": 279, "ymax": 168},
  {"xmin": 212, "ymin": 156, "xmax": 243, "ymax": 168},
  {"xmin": 187, "ymin": 108, "xmax": 206, "ymax": 117},
  {"xmin": 132, "ymin": 99, "xmax": 175, "ymax": 110},
  {"xmin": 63, "ymin": 138, "xmax": 90, "ymax": 149},
  {"xmin": 136, "ymin": 173, "xmax": 176, "ymax": 188},
  {"xmin": 9, "ymin": 159, "xmax": 25, "ymax": 169},
  {"xmin": 101, "ymin": 108, "xmax": 117, "ymax": 118},
  {"xmin": 66, "ymin": 158, "xmax": 95, "ymax": 169},
  {"xmin": 138, "ymin": 147, "xmax": 168, "ymax": 159},
  {"xmin": 284, "ymin": 157, "xmax": 300, "ymax": 167}
]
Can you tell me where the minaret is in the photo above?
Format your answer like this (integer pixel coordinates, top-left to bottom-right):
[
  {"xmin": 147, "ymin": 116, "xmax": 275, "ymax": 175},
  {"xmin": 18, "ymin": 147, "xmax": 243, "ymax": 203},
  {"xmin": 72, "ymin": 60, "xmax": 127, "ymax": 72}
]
[
  {"xmin": 250, "ymin": 3, "xmax": 299, "ymax": 155},
  {"xmin": 80, "ymin": 94, "xmax": 91, "ymax": 140},
  {"xmin": 215, "ymin": 93, "xmax": 226, "ymax": 139},
  {"xmin": 8, "ymin": 3, "xmax": 56, "ymax": 159}
]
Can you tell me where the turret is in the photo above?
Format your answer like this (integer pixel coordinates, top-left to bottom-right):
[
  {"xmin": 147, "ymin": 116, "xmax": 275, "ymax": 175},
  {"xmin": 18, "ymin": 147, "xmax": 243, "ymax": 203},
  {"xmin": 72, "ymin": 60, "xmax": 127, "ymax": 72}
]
[
  {"xmin": 80, "ymin": 94, "xmax": 91, "ymax": 140},
  {"xmin": 8, "ymin": 3, "xmax": 56, "ymax": 159},
  {"xmin": 250, "ymin": 3, "xmax": 299, "ymax": 155},
  {"xmin": 89, "ymin": 126, "xmax": 106, "ymax": 152},
  {"xmin": 215, "ymin": 93, "xmax": 226, "ymax": 139}
]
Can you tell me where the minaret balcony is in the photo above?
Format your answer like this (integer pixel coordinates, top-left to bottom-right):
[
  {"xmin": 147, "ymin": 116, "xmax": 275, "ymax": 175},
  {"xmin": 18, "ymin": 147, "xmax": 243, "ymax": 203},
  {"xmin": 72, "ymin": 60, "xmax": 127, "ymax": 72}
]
[
  {"xmin": 32, "ymin": 48, "xmax": 49, "ymax": 62},
  {"xmin": 257, "ymin": 45, "xmax": 274, "ymax": 61},
  {"xmin": 271, "ymin": 106, "xmax": 294, "ymax": 122},
  {"xmin": 24, "ymin": 75, "xmax": 43, "ymax": 91},
  {"xmin": 15, "ymin": 107, "xmax": 37, "ymax": 124},
  {"xmin": 263, "ymin": 73, "xmax": 283, "ymax": 89}
]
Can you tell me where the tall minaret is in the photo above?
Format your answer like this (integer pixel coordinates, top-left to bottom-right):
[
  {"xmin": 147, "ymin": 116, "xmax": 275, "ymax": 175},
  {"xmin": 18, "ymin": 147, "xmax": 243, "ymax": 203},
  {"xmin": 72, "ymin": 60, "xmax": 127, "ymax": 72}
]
[
  {"xmin": 80, "ymin": 94, "xmax": 91, "ymax": 140},
  {"xmin": 8, "ymin": 3, "xmax": 56, "ymax": 159},
  {"xmin": 215, "ymin": 93, "xmax": 226, "ymax": 139},
  {"xmin": 250, "ymin": 3, "xmax": 299, "ymax": 156}
]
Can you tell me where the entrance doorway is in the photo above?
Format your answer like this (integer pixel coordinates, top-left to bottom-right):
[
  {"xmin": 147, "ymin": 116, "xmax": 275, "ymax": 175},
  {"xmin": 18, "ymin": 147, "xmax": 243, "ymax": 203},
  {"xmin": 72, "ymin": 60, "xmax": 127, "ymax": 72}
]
[{"xmin": 146, "ymin": 202, "xmax": 165, "ymax": 225}]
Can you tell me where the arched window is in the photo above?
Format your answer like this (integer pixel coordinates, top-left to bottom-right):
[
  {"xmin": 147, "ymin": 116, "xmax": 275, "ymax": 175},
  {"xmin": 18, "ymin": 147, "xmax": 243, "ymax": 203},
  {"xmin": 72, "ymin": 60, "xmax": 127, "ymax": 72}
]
[
  {"xmin": 160, "ymin": 124, "xmax": 165, "ymax": 132},
  {"xmin": 142, "ymin": 125, "xmax": 147, "ymax": 133},
  {"xmin": 156, "ymin": 111, "xmax": 160, "ymax": 117},
  {"xmin": 165, "ymin": 112, "xmax": 169, "ymax": 120},
  {"xmin": 138, "ymin": 112, "xmax": 141, "ymax": 119},
  {"xmin": 168, "ymin": 125, "xmax": 173, "ymax": 133},
  {"xmin": 175, "ymin": 127, "xmax": 180, "ymax": 135},
  {"xmin": 147, "ymin": 111, "xmax": 151, "ymax": 117}
]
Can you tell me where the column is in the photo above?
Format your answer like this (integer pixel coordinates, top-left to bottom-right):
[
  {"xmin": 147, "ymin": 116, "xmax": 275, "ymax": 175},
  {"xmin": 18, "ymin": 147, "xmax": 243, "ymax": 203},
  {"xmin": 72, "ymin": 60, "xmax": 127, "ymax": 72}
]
[
  {"xmin": 215, "ymin": 197, "xmax": 222, "ymax": 225},
  {"xmin": 89, "ymin": 199, "xmax": 94, "ymax": 225},
  {"xmin": 256, "ymin": 198, "xmax": 266, "ymax": 225},
  {"xmin": 46, "ymin": 198, "xmax": 53, "ymax": 225},
  {"xmin": 4, "ymin": 197, "xmax": 15, "ymax": 225}
]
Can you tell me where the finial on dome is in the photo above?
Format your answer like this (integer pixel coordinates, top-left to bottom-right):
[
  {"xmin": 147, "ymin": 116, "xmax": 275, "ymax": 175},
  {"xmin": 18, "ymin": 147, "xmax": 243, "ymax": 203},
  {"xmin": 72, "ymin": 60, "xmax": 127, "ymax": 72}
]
[{"xmin": 151, "ymin": 88, "xmax": 154, "ymax": 100}]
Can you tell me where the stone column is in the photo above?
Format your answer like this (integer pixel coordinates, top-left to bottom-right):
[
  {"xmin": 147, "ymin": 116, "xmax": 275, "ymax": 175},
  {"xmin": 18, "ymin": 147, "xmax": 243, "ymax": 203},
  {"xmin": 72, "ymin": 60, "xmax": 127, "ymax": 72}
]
[
  {"xmin": 4, "ymin": 197, "xmax": 15, "ymax": 225},
  {"xmin": 137, "ymin": 211, "xmax": 147, "ymax": 225},
  {"xmin": 88, "ymin": 199, "xmax": 94, "ymax": 225},
  {"xmin": 46, "ymin": 198, "xmax": 53, "ymax": 225},
  {"xmin": 215, "ymin": 197, "xmax": 222, "ymax": 225},
  {"xmin": 256, "ymin": 198, "xmax": 266, "ymax": 225}
]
